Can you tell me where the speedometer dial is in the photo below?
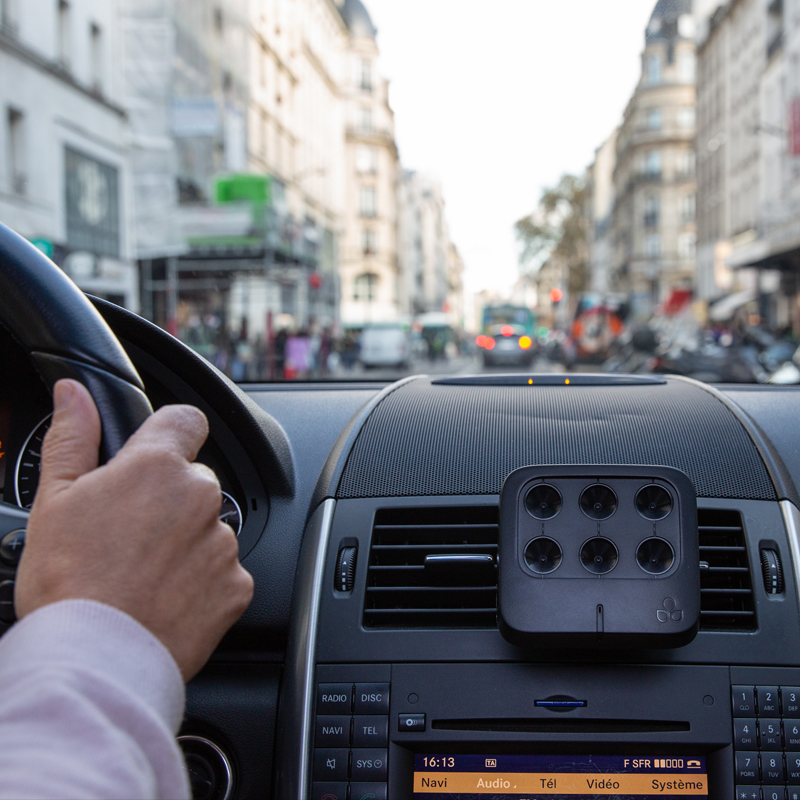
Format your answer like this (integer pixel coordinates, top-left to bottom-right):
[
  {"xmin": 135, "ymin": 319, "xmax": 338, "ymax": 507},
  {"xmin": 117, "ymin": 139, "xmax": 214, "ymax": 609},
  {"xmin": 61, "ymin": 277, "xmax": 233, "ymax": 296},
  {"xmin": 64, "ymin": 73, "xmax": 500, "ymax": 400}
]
[
  {"xmin": 14, "ymin": 415, "xmax": 50, "ymax": 509},
  {"xmin": 15, "ymin": 417, "xmax": 244, "ymax": 536}
]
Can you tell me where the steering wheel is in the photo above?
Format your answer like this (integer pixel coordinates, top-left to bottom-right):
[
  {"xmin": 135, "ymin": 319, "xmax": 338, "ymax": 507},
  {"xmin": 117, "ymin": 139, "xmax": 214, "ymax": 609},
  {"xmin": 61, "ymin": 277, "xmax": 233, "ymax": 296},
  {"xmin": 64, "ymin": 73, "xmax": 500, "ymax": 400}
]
[{"xmin": 0, "ymin": 222, "xmax": 153, "ymax": 572}]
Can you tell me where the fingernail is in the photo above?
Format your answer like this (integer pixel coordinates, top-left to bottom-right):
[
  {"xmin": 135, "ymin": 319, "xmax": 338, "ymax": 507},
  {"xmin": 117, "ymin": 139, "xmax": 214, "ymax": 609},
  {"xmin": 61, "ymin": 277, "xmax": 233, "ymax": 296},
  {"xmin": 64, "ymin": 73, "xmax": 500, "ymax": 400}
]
[{"xmin": 53, "ymin": 381, "xmax": 75, "ymax": 411}]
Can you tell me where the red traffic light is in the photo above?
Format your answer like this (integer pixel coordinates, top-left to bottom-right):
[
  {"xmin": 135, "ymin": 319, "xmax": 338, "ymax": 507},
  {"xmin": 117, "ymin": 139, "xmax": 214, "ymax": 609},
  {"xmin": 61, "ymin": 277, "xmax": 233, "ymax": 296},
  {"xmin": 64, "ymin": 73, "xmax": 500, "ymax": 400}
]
[{"xmin": 550, "ymin": 288, "xmax": 564, "ymax": 303}]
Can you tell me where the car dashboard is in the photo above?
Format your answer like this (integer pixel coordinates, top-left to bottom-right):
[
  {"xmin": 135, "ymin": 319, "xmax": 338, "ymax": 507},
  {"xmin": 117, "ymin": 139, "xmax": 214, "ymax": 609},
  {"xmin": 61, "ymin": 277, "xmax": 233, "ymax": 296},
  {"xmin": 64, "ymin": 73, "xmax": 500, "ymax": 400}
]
[{"xmin": 4, "ymin": 301, "xmax": 800, "ymax": 800}]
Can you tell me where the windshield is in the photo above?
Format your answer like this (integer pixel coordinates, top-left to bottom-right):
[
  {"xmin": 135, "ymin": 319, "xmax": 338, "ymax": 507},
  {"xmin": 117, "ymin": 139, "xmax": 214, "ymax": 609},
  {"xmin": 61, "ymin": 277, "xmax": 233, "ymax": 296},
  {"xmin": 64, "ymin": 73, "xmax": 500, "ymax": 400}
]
[{"xmin": 3, "ymin": 0, "xmax": 799, "ymax": 384}]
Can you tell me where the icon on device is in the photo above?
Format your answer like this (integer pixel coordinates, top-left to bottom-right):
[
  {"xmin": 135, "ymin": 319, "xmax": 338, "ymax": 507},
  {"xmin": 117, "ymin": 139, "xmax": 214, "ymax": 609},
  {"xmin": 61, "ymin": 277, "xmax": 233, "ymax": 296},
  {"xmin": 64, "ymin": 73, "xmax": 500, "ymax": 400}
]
[
  {"xmin": 321, "ymin": 795, "xmax": 338, "ymax": 800},
  {"xmin": 486, "ymin": 759, "xmax": 497, "ymax": 768},
  {"xmin": 687, "ymin": 760, "xmax": 701, "ymax": 769}
]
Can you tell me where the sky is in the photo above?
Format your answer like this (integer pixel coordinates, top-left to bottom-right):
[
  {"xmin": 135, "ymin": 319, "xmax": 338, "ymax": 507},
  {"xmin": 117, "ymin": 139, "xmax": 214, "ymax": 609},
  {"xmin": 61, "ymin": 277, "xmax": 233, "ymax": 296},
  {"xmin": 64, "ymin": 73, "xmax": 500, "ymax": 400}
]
[{"xmin": 364, "ymin": 0, "xmax": 657, "ymax": 299}]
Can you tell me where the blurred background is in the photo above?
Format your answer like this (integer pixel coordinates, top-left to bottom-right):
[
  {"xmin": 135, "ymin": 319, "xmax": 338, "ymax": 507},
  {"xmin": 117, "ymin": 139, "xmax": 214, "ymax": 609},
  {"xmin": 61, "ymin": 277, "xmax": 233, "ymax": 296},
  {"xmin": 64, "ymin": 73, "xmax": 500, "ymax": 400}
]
[{"xmin": 3, "ymin": 0, "xmax": 800, "ymax": 384}]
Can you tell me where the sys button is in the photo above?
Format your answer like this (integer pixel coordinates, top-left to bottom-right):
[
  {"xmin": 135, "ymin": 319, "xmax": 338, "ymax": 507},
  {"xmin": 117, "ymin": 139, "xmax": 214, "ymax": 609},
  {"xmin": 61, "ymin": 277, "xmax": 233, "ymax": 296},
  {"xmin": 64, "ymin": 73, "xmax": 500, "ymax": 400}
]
[{"xmin": 399, "ymin": 713, "xmax": 426, "ymax": 732}]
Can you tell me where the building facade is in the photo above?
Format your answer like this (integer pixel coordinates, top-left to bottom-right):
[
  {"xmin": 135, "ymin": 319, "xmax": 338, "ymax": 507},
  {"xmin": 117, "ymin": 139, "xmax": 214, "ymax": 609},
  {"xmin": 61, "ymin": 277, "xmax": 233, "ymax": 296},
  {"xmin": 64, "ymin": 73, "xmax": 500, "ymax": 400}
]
[
  {"xmin": 0, "ymin": 0, "xmax": 137, "ymax": 308},
  {"xmin": 587, "ymin": 129, "xmax": 619, "ymax": 295},
  {"xmin": 611, "ymin": 0, "xmax": 698, "ymax": 319}
]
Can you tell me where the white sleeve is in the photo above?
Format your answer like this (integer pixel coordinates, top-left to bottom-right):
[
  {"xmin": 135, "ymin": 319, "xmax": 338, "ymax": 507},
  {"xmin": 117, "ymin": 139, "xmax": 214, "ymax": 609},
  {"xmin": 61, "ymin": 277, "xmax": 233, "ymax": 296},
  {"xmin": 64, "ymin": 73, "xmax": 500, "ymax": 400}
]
[{"xmin": 0, "ymin": 599, "xmax": 190, "ymax": 800}]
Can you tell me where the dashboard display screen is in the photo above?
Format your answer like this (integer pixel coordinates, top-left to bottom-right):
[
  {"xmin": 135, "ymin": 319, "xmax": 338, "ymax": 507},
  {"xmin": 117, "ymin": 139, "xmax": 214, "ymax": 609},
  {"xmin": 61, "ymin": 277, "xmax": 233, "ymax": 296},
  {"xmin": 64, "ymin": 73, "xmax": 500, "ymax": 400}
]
[{"xmin": 414, "ymin": 754, "xmax": 708, "ymax": 798}]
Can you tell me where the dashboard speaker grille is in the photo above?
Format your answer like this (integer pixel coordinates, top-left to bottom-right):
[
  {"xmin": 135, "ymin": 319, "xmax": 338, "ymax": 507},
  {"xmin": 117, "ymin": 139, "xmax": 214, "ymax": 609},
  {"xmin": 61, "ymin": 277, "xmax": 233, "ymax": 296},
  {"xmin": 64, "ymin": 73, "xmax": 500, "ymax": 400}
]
[
  {"xmin": 363, "ymin": 506, "xmax": 498, "ymax": 629},
  {"xmin": 698, "ymin": 509, "xmax": 756, "ymax": 632}
]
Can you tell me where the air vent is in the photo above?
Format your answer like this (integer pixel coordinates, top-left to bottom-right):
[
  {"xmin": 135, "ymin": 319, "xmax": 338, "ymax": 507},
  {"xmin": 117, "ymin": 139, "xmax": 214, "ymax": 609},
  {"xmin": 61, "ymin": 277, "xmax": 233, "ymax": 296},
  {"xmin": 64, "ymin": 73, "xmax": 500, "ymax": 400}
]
[
  {"xmin": 363, "ymin": 506, "xmax": 498, "ymax": 629},
  {"xmin": 698, "ymin": 509, "xmax": 756, "ymax": 632}
]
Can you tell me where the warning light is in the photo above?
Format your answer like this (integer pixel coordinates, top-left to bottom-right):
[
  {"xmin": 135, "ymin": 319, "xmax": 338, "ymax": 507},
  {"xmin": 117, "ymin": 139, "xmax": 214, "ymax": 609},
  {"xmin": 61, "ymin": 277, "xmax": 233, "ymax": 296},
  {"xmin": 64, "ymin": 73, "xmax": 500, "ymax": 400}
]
[
  {"xmin": 476, "ymin": 335, "xmax": 487, "ymax": 348},
  {"xmin": 565, "ymin": 378, "xmax": 571, "ymax": 385},
  {"xmin": 519, "ymin": 336, "xmax": 533, "ymax": 350},
  {"xmin": 484, "ymin": 337, "xmax": 496, "ymax": 351},
  {"xmin": 550, "ymin": 288, "xmax": 564, "ymax": 303},
  {"xmin": 500, "ymin": 325, "xmax": 514, "ymax": 337},
  {"xmin": 528, "ymin": 379, "xmax": 533, "ymax": 385}
]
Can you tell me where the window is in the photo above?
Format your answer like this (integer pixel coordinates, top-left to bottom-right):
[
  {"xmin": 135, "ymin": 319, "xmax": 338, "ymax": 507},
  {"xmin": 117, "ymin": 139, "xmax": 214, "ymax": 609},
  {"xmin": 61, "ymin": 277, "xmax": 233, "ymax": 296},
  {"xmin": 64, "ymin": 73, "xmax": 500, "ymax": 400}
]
[
  {"xmin": 646, "ymin": 54, "xmax": 661, "ymax": 85},
  {"xmin": 356, "ymin": 145, "xmax": 378, "ymax": 174},
  {"xmin": 7, "ymin": 107, "xmax": 25, "ymax": 195},
  {"xmin": 357, "ymin": 107, "xmax": 373, "ymax": 132},
  {"xmin": 58, "ymin": 0, "xmax": 71, "ymax": 71},
  {"xmin": 677, "ymin": 107, "xmax": 696, "ymax": 129},
  {"xmin": 359, "ymin": 59, "xmax": 373, "ymax": 92},
  {"xmin": 678, "ymin": 52, "xmax": 696, "ymax": 82},
  {"xmin": 644, "ymin": 150, "xmax": 661, "ymax": 176},
  {"xmin": 362, "ymin": 228, "xmax": 377, "ymax": 255},
  {"xmin": 678, "ymin": 231, "xmax": 696, "ymax": 259},
  {"xmin": 280, "ymin": 283, "xmax": 296, "ymax": 315},
  {"xmin": 646, "ymin": 109, "xmax": 662, "ymax": 130},
  {"xmin": 682, "ymin": 193, "xmax": 696, "ymax": 221},
  {"xmin": 677, "ymin": 150, "xmax": 695, "ymax": 177},
  {"xmin": 644, "ymin": 195, "xmax": 660, "ymax": 226},
  {"xmin": 353, "ymin": 272, "xmax": 378, "ymax": 302},
  {"xmin": 90, "ymin": 24, "xmax": 102, "ymax": 92},
  {"xmin": 360, "ymin": 186, "xmax": 376, "ymax": 217},
  {"xmin": 645, "ymin": 233, "xmax": 661, "ymax": 257}
]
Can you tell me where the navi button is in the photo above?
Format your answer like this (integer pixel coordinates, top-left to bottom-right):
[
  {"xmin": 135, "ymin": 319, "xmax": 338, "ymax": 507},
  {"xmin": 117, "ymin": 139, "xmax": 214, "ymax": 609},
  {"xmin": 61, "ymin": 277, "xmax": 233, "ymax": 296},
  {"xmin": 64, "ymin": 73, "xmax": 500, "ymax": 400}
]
[
  {"xmin": 315, "ymin": 715, "xmax": 351, "ymax": 747},
  {"xmin": 758, "ymin": 686, "xmax": 781, "ymax": 717},
  {"xmin": 733, "ymin": 686, "xmax": 756, "ymax": 717}
]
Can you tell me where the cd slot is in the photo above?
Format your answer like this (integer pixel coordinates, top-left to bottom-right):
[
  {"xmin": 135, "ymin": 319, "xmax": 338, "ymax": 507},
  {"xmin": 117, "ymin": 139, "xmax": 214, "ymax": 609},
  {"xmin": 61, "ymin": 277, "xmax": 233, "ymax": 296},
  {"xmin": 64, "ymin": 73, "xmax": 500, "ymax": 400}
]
[{"xmin": 430, "ymin": 719, "xmax": 691, "ymax": 734}]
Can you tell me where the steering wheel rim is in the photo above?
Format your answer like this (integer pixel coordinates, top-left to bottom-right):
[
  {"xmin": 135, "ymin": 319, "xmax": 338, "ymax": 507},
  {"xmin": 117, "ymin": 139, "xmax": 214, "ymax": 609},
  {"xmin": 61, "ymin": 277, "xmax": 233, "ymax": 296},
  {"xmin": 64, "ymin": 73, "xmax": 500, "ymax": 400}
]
[{"xmin": 0, "ymin": 222, "xmax": 153, "ymax": 462}]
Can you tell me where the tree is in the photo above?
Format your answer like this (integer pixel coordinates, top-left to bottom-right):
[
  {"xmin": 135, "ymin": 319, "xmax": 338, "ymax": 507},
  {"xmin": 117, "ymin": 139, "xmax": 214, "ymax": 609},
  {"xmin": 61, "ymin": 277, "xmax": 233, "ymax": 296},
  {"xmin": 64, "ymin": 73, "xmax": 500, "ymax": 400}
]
[{"xmin": 515, "ymin": 173, "xmax": 590, "ymax": 297}]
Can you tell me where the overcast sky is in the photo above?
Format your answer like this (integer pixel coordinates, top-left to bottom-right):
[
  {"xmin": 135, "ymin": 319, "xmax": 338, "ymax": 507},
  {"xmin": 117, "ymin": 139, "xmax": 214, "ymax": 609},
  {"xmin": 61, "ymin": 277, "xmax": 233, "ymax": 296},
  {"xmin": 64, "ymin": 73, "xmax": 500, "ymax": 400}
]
[{"xmin": 364, "ymin": 0, "xmax": 657, "ymax": 298}]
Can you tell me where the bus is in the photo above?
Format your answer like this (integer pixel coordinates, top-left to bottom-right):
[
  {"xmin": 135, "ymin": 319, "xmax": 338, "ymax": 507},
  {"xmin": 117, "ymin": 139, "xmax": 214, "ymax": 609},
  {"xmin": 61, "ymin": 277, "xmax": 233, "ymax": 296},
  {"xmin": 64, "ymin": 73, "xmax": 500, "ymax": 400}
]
[{"xmin": 477, "ymin": 304, "xmax": 537, "ymax": 367}]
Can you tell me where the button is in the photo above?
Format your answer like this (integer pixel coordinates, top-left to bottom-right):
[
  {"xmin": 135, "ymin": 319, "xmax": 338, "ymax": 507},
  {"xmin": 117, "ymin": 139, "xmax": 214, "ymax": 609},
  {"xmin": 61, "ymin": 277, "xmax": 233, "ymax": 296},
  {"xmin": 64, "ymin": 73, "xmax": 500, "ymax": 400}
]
[
  {"xmin": 398, "ymin": 713, "xmax": 426, "ymax": 732},
  {"xmin": 762, "ymin": 751, "xmax": 785, "ymax": 783},
  {"xmin": 350, "ymin": 783, "xmax": 388, "ymax": 800},
  {"xmin": 317, "ymin": 684, "xmax": 352, "ymax": 715},
  {"xmin": 785, "ymin": 688, "xmax": 800, "ymax": 716},
  {"xmin": 761, "ymin": 719, "xmax": 783, "ymax": 749},
  {"xmin": 763, "ymin": 788, "xmax": 786, "ymax": 800},
  {"xmin": 735, "ymin": 751, "xmax": 760, "ymax": 784},
  {"xmin": 350, "ymin": 748, "xmax": 388, "ymax": 782},
  {"xmin": 354, "ymin": 683, "xmax": 390, "ymax": 714},
  {"xmin": 736, "ymin": 789, "xmax": 761, "ymax": 800},
  {"xmin": 313, "ymin": 748, "xmax": 349, "ymax": 782},
  {"xmin": 353, "ymin": 715, "xmax": 388, "ymax": 747},
  {"xmin": 315, "ymin": 716, "xmax": 351, "ymax": 747},
  {"xmin": 312, "ymin": 782, "xmax": 348, "ymax": 800},
  {"xmin": 788, "ymin": 788, "xmax": 800, "ymax": 800},
  {"xmin": 786, "ymin": 720, "xmax": 800, "ymax": 751},
  {"xmin": 787, "ymin": 752, "xmax": 800, "ymax": 781},
  {"xmin": 0, "ymin": 529, "xmax": 25, "ymax": 566},
  {"xmin": 735, "ymin": 719, "xmax": 758, "ymax": 749},
  {"xmin": 0, "ymin": 581, "xmax": 15, "ymax": 624},
  {"xmin": 734, "ymin": 686, "xmax": 757, "ymax": 717},
  {"xmin": 758, "ymin": 686, "xmax": 781, "ymax": 717}
]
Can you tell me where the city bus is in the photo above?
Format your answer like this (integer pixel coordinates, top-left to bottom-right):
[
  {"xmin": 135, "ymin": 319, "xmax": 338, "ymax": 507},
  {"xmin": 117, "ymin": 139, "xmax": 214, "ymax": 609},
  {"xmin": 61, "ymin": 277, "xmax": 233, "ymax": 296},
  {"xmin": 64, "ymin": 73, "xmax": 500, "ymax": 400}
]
[{"xmin": 477, "ymin": 304, "xmax": 537, "ymax": 367}]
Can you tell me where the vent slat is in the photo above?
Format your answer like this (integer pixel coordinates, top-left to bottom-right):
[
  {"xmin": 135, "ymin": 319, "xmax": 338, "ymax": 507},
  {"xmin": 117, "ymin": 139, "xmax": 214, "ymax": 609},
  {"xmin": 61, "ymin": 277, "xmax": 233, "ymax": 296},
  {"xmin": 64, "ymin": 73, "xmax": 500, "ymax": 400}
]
[
  {"xmin": 698, "ymin": 509, "xmax": 756, "ymax": 632},
  {"xmin": 364, "ymin": 507, "xmax": 499, "ymax": 630}
]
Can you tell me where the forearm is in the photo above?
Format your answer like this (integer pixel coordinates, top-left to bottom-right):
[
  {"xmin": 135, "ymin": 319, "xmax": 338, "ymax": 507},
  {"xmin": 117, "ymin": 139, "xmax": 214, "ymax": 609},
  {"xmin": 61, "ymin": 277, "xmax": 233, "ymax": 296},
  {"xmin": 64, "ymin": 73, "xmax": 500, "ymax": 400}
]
[{"xmin": 0, "ymin": 600, "xmax": 189, "ymax": 800}]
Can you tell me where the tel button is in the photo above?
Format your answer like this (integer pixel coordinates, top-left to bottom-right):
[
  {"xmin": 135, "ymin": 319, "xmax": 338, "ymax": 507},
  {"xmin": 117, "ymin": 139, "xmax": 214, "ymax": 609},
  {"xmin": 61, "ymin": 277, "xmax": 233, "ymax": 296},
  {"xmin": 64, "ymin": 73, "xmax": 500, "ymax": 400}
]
[
  {"xmin": 354, "ymin": 683, "xmax": 390, "ymax": 714},
  {"xmin": 733, "ymin": 686, "xmax": 756, "ymax": 717},
  {"xmin": 353, "ymin": 715, "xmax": 388, "ymax": 747},
  {"xmin": 399, "ymin": 713, "xmax": 426, "ymax": 732},
  {"xmin": 317, "ymin": 684, "xmax": 352, "ymax": 715}
]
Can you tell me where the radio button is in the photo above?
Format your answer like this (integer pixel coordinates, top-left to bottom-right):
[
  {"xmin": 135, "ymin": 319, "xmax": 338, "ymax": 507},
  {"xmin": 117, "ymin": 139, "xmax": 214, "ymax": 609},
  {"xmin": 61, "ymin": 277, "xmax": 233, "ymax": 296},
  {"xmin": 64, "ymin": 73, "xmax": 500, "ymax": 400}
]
[
  {"xmin": 315, "ymin": 715, "xmax": 351, "ymax": 747},
  {"xmin": 758, "ymin": 686, "xmax": 781, "ymax": 717},
  {"xmin": 313, "ymin": 748, "xmax": 349, "ymax": 782},
  {"xmin": 785, "ymin": 720, "xmax": 800, "ymax": 751},
  {"xmin": 317, "ymin": 684, "xmax": 352, "ymax": 715},
  {"xmin": 352, "ymin": 715, "xmax": 389, "ymax": 747},
  {"xmin": 734, "ymin": 686, "xmax": 757, "ymax": 717},
  {"xmin": 784, "ymin": 688, "xmax": 800, "ymax": 716},
  {"xmin": 350, "ymin": 748, "xmax": 388, "ymax": 782},
  {"xmin": 354, "ymin": 684, "xmax": 390, "ymax": 714},
  {"xmin": 735, "ymin": 719, "xmax": 758, "ymax": 749},
  {"xmin": 735, "ymin": 751, "xmax": 760, "ymax": 784},
  {"xmin": 350, "ymin": 783, "xmax": 388, "ymax": 800},
  {"xmin": 761, "ymin": 751, "xmax": 785, "ymax": 783},
  {"xmin": 763, "ymin": 787, "xmax": 786, "ymax": 800},
  {"xmin": 760, "ymin": 719, "xmax": 783, "ymax": 749}
]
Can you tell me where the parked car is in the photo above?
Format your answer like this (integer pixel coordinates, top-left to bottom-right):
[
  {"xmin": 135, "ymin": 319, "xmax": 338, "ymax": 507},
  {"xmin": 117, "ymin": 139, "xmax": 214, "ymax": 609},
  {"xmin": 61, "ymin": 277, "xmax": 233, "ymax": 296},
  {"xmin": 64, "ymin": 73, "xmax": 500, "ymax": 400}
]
[{"xmin": 359, "ymin": 323, "xmax": 410, "ymax": 369}]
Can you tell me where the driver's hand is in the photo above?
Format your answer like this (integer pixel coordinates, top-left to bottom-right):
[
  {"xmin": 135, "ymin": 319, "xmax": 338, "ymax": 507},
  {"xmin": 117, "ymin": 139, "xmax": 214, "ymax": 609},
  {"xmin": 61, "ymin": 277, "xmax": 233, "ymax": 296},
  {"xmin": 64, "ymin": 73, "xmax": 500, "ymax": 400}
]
[{"xmin": 15, "ymin": 379, "xmax": 255, "ymax": 681}]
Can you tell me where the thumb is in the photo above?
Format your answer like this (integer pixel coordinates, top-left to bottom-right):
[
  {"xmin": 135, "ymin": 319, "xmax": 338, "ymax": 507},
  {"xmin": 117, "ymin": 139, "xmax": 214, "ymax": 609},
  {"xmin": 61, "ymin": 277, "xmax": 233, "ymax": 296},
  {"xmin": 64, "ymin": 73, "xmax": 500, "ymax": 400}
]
[{"xmin": 38, "ymin": 380, "xmax": 102, "ymax": 495}]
